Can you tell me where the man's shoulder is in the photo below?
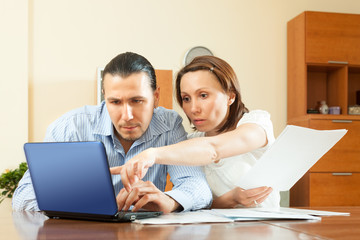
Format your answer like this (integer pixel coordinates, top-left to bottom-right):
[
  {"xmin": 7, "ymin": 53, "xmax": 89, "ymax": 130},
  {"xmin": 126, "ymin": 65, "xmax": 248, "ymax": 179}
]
[
  {"xmin": 149, "ymin": 107, "xmax": 186, "ymax": 141},
  {"xmin": 153, "ymin": 107, "xmax": 182, "ymax": 124},
  {"xmin": 54, "ymin": 104, "xmax": 101, "ymax": 124},
  {"xmin": 46, "ymin": 103, "xmax": 104, "ymax": 136}
]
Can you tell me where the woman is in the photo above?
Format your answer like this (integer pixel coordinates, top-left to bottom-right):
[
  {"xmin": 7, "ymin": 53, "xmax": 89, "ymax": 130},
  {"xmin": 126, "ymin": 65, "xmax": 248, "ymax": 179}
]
[{"xmin": 112, "ymin": 55, "xmax": 280, "ymax": 208}]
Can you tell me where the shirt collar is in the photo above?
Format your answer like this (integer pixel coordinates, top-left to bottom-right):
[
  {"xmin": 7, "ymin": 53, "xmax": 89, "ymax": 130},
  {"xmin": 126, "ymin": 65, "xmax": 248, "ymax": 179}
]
[
  {"xmin": 93, "ymin": 101, "xmax": 113, "ymax": 136},
  {"xmin": 136, "ymin": 107, "xmax": 171, "ymax": 144}
]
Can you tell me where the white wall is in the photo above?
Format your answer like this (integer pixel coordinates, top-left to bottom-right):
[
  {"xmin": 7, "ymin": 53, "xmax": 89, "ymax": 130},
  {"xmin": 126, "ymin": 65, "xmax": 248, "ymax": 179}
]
[
  {"xmin": 0, "ymin": 0, "xmax": 28, "ymax": 171},
  {"xmin": 1, "ymin": 0, "xmax": 360, "ymax": 206},
  {"xmin": 28, "ymin": 0, "xmax": 360, "ymax": 142}
]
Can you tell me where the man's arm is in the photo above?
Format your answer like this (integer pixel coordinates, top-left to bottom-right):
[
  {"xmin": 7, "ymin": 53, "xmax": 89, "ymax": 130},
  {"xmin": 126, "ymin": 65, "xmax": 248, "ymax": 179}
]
[
  {"xmin": 165, "ymin": 165, "xmax": 212, "ymax": 211},
  {"xmin": 12, "ymin": 170, "xmax": 39, "ymax": 211}
]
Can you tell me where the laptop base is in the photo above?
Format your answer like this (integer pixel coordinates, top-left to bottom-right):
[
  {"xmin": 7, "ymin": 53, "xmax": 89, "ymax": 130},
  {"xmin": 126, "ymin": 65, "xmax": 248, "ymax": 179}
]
[{"xmin": 44, "ymin": 210, "xmax": 162, "ymax": 222}]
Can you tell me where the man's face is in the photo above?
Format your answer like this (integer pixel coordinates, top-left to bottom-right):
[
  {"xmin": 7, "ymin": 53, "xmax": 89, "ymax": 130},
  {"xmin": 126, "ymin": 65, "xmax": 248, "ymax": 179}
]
[{"xmin": 103, "ymin": 72, "xmax": 159, "ymax": 144}]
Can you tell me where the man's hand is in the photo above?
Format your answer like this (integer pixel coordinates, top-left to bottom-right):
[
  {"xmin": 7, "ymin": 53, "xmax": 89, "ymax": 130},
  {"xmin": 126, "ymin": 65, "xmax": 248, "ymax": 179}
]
[
  {"xmin": 116, "ymin": 180, "xmax": 180, "ymax": 214},
  {"xmin": 110, "ymin": 148, "xmax": 157, "ymax": 192}
]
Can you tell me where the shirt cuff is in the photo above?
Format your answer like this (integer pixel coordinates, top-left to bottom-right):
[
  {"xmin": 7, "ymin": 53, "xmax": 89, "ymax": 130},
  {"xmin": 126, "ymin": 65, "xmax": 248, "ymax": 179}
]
[{"xmin": 165, "ymin": 189, "xmax": 193, "ymax": 212}]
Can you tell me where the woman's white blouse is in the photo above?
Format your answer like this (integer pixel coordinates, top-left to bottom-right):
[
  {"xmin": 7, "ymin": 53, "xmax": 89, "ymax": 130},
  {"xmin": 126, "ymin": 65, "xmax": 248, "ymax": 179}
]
[{"xmin": 188, "ymin": 110, "xmax": 280, "ymax": 208}]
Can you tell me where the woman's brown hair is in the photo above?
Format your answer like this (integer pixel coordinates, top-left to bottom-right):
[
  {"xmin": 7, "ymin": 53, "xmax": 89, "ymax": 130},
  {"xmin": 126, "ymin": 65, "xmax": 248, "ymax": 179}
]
[{"xmin": 175, "ymin": 55, "xmax": 248, "ymax": 134}]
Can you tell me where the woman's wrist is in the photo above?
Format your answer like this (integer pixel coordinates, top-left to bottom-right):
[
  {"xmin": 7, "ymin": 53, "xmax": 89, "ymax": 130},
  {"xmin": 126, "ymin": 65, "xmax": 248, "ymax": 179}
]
[
  {"xmin": 212, "ymin": 190, "xmax": 239, "ymax": 208},
  {"xmin": 146, "ymin": 147, "xmax": 158, "ymax": 165},
  {"xmin": 226, "ymin": 189, "xmax": 240, "ymax": 208}
]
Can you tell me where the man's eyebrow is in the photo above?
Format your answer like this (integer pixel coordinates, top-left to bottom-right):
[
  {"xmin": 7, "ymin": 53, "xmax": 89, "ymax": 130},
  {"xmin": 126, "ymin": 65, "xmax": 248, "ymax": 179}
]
[
  {"xmin": 106, "ymin": 97, "xmax": 120, "ymax": 101},
  {"xmin": 106, "ymin": 96, "xmax": 147, "ymax": 101},
  {"xmin": 130, "ymin": 96, "xmax": 146, "ymax": 99}
]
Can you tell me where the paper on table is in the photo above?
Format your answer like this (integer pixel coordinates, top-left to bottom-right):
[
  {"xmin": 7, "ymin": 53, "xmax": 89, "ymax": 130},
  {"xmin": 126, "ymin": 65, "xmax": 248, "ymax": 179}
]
[
  {"xmin": 135, "ymin": 211, "xmax": 234, "ymax": 225},
  {"xmin": 237, "ymin": 125, "xmax": 347, "ymax": 191},
  {"xmin": 135, "ymin": 208, "xmax": 338, "ymax": 225},
  {"xmin": 212, "ymin": 208, "xmax": 321, "ymax": 221},
  {"xmin": 274, "ymin": 207, "xmax": 350, "ymax": 216}
]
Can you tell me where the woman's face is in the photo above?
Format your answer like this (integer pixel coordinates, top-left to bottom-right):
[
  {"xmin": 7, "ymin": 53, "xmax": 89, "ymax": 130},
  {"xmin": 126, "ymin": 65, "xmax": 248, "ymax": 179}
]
[{"xmin": 180, "ymin": 70, "xmax": 234, "ymax": 136}]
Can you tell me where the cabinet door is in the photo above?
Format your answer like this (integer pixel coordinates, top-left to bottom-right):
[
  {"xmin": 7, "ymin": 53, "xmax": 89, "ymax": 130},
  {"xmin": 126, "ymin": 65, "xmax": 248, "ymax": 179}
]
[
  {"xmin": 309, "ymin": 119, "xmax": 360, "ymax": 172},
  {"xmin": 154, "ymin": 70, "xmax": 173, "ymax": 191},
  {"xmin": 310, "ymin": 173, "xmax": 360, "ymax": 206},
  {"xmin": 155, "ymin": 70, "xmax": 172, "ymax": 109},
  {"xmin": 305, "ymin": 12, "xmax": 360, "ymax": 64}
]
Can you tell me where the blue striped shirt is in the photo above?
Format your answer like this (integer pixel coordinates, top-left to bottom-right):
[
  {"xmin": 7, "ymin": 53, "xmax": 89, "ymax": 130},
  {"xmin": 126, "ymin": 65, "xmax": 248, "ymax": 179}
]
[{"xmin": 12, "ymin": 102, "xmax": 212, "ymax": 211}]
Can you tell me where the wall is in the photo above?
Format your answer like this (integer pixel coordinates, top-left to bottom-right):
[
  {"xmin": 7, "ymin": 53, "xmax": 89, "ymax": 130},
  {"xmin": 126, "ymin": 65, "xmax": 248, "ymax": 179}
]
[
  {"xmin": 0, "ymin": 1, "xmax": 28, "ymax": 172},
  {"xmin": 1, "ymin": 0, "xmax": 360, "ymax": 207},
  {"xmin": 28, "ymin": 0, "xmax": 360, "ymax": 141}
]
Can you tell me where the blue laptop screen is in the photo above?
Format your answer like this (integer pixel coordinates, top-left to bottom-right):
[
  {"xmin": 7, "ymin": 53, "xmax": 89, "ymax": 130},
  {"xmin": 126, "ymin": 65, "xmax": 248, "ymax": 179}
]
[{"xmin": 24, "ymin": 142, "xmax": 118, "ymax": 215}]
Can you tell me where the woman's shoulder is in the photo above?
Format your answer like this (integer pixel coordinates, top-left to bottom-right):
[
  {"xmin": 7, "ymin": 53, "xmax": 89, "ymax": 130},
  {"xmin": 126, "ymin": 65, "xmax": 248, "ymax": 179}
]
[
  {"xmin": 243, "ymin": 109, "xmax": 271, "ymax": 118},
  {"xmin": 187, "ymin": 131, "xmax": 205, "ymax": 139},
  {"xmin": 239, "ymin": 110, "xmax": 272, "ymax": 126},
  {"xmin": 238, "ymin": 109, "xmax": 275, "ymax": 145}
]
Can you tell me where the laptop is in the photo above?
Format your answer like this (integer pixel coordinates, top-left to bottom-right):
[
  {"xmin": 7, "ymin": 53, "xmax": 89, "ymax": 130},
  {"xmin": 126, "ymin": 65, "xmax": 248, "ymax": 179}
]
[{"xmin": 23, "ymin": 141, "xmax": 162, "ymax": 222}]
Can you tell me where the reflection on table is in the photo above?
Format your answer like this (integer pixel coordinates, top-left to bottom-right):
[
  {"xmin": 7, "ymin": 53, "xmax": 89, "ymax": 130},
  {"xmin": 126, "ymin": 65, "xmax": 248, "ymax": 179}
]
[{"xmin": 2, "ymin": 206, "xmax": 360, "ymax": 240}]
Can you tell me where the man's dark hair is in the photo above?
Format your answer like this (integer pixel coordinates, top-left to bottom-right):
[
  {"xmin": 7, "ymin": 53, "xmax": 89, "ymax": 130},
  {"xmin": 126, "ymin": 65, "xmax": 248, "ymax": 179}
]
[{"xmin": 102, "ymin": 52, "xmax": 157, "ymax": 91}]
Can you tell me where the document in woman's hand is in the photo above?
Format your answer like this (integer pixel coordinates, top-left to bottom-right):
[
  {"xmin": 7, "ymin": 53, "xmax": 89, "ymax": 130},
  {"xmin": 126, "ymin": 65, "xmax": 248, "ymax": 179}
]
[{"xmin": 236, "ymin": 125, "xmax": 347, "ymax": 191}]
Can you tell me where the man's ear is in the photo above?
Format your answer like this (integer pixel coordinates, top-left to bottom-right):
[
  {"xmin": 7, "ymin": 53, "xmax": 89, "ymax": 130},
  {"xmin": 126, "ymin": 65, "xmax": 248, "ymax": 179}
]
[{"xmin": 154, "ymin": 86, "xmax": 160, "ymax": 108}]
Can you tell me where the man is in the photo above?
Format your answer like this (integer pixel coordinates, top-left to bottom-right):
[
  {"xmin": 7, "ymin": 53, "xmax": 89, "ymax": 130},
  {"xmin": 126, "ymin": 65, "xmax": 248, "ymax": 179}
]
[{"xmin": 13, "ymin": 52, "xmax": 212, "ymax": 213}]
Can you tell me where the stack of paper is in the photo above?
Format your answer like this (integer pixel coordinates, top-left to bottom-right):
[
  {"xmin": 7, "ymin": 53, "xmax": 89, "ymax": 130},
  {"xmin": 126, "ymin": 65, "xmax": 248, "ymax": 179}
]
[
  {"xmin": 268, "ymin": 207, "xmax": 350, "ymax": 216},
  {"xmin": 135, "ymin": 211, "xmax": 233, "ymax": 225},
  {"xmin": 135, "ymin": 208, "xmax": 349, "ymax": 225},
  {"xmin": 211, "ymin": 208, "xmax": 320, "ymax": 221}
]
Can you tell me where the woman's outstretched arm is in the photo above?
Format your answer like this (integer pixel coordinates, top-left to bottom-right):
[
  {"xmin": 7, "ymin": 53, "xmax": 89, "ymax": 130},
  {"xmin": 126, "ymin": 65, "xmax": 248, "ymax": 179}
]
[{"xmin": 110, "ymin": 123, "xmax": 267, "ymax": 192}]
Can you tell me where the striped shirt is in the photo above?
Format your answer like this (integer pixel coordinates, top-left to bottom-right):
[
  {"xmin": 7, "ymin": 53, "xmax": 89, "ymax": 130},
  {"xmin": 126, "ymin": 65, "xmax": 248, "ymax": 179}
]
[{"xmin": 12, "ymin": 102, "xmax": 212, "ymax": 211}]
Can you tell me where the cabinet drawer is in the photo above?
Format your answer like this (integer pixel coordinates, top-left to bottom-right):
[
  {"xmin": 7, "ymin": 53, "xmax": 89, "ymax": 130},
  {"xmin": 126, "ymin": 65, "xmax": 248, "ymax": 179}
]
[
  {"xmin": 309, "ymin": 119, "xmax": 360, "ymax": 172},
  {"xmin": 310, "ymin": 173, "xmax": 360, "ymax": 206},
  {"xmin": 305, "ymin": 12, "xmax": 360, "ymax": 64}
]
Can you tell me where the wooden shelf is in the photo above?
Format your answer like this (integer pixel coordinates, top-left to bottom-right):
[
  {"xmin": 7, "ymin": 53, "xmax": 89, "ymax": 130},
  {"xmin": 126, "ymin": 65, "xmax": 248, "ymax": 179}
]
[{"xmin": 287, "ymin": 11, "xmax": 360, "ymax": 207}]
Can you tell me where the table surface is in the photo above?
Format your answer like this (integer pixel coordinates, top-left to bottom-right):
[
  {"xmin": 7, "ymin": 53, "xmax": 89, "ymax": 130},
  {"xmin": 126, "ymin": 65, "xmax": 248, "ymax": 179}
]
[{"xmin": 1, "ymin": 204, "xmax": 359, "ymax": 240}]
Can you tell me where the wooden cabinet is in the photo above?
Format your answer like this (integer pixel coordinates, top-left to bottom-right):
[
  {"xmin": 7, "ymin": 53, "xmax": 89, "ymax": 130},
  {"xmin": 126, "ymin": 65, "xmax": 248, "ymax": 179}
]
[
  {"xmin": 287, "ymin": 11, "xmax": 360, "ymax": 207},
  {"xmin": 155, "ymin": 70, "xmax": 173, "ymax": 191},
  {"xmin": 155, "ymin": 70, "xmax": 173, "ymax": 110},
  {"xmin": 309, "ymin": 119, "xmax": 360, "ymax": 172},
  {"xmin": 305, "ymin": 12, "xmax": 360, "ymax": 64},
  {"xmin": 310, "ymin": 173, "xmax": 360, "ymax": 206}
]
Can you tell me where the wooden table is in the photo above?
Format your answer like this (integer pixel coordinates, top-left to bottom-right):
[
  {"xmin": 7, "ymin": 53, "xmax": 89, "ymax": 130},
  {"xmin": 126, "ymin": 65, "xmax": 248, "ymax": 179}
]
[{"xmin": 1, "ymin": 205, "xmax": 359, "ymax": 240}]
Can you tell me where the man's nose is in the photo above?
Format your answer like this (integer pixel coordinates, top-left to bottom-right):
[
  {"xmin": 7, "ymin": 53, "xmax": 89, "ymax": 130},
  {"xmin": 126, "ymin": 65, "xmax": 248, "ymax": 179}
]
[{"xmin": 121, "ymin": 104, "xmax": 134, "ymax": 121}]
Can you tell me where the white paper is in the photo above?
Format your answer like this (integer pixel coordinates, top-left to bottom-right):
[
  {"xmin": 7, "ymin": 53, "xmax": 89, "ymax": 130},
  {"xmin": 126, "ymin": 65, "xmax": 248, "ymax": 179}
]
[
  {"xmin": 237, "ymin": 125, "xmax": 347, "ymax": 191},
  {"xmin": 212, "ymin": 208, "xmax": 321, "ymax": 221},
  {"xmin": 135, "ymin": 210, "xmax": 234, "ymax": 225},
  {"xmin": 136, "ymin": 208, "xmax": 326, "ymax": 225},
  {"xmin": 274, "ymin": 207, "xmax": 350, "ymax": 216}
]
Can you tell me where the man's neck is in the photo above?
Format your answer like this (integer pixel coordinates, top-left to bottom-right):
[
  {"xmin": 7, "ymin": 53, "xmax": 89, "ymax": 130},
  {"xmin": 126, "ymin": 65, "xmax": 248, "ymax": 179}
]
[{"xmin": 114, "ymin": 132, "xmax": 134, "ymax": 154}]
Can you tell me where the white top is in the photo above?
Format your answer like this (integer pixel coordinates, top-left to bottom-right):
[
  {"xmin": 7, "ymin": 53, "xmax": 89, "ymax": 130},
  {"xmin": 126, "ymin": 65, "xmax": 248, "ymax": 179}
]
[{"xmin": 188, "ymin": 110, "xmax": 280, "ymax": 208}]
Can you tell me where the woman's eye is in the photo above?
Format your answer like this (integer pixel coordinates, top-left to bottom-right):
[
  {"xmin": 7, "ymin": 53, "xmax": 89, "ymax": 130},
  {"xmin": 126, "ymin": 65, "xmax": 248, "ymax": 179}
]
[
  {"xmin": 200, "ymin": 93, "xmax": 208, "ymax": 98},
  {"xmin": 182, "ymin": 96, "xmax": 190, "ymax": 102}
]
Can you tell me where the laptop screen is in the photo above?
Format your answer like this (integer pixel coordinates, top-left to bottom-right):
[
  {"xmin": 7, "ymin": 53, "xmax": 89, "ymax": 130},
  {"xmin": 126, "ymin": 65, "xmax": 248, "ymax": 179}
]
[{"xmin": 24, "ymin": 142, "xmax": 119, "ymax": 216}]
